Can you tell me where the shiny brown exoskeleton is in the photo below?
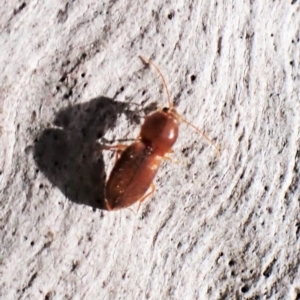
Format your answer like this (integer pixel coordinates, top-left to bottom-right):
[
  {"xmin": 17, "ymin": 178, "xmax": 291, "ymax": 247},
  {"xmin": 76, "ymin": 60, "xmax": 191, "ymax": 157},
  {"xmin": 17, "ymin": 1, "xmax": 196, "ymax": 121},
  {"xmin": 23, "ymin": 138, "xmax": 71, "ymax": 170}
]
[{"xmin": 105, "ymin": 57, "xmax": 219, "ymax": 211}]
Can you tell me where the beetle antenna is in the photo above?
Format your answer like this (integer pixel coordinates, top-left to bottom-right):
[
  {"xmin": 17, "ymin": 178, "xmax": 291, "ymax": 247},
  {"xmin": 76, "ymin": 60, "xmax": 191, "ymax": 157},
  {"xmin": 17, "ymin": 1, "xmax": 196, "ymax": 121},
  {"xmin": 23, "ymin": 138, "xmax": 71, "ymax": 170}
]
[
  {"xmin": 174, "ymin": 112, "xmax": 220, "ymax": 157},
  {"xmin": 139, "ymin": 56, "xmax": 173, "ymax": 109},
  {"xmin": 139, "ymin": 56, "xmax": 220, "ymax": 157}
]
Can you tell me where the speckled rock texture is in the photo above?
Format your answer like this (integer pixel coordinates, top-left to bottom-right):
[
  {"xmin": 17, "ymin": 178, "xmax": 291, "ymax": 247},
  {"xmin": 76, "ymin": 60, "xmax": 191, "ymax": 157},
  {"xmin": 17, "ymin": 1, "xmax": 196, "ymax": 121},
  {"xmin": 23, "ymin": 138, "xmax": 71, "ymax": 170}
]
[{"xmin": 0, "ymin": 1, "xmax": 299, "ymax": 299}]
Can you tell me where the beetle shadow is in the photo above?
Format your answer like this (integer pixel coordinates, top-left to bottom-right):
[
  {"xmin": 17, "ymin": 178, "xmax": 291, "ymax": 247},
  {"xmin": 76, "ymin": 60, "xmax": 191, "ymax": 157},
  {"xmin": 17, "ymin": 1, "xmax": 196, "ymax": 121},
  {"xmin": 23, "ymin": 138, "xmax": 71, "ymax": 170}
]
[{"xmin": 34, "ymin": 96, "xmax": 138, "ymax": 210}]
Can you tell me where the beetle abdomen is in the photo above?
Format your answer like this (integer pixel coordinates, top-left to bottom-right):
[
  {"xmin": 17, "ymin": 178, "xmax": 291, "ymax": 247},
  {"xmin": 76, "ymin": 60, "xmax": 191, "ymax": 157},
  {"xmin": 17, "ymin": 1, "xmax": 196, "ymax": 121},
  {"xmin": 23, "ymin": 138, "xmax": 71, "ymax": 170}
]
[{"xmin": 105, "ymin": 142, "xmax": 162, "ymax": 210}]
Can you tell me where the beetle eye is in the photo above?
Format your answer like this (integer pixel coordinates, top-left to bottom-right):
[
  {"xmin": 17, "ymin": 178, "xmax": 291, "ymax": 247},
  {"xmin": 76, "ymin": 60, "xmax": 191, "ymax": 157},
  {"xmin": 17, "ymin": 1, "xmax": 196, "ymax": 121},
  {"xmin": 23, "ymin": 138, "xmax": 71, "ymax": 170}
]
[{"xmin": 162, "ymin": 107, "xmax": 169, "ymax": 113}]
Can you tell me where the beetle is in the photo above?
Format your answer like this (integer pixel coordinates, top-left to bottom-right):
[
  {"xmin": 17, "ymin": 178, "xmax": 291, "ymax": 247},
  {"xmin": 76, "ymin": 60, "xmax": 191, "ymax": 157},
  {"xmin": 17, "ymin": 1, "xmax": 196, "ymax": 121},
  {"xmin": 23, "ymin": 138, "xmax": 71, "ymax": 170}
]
[{"xmin": 104, "ymin": 56, "xmax": 219, "ymax": 211}]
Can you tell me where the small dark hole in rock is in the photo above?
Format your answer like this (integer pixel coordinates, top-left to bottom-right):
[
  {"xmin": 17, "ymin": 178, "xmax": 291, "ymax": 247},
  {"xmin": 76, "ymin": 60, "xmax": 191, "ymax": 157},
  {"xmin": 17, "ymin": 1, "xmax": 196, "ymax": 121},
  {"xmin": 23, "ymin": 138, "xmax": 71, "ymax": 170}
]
[
  {"xmin": 59, "ymin": 75, "xmax": 66, "ymax": 82},
  {"xmin": 19, "ymin": 2, "xmax": 26, "ymax": 10},
  {"xmin": 241, "ymin": 285, "xmax": 250, "ymax": 293},
  {"xmin": 168, "ymin": 12, "xmax": 174, "ymax": 20},
  {"xmin": 228, "ymin": 259, "xmax": 235, "ymax": 266}
]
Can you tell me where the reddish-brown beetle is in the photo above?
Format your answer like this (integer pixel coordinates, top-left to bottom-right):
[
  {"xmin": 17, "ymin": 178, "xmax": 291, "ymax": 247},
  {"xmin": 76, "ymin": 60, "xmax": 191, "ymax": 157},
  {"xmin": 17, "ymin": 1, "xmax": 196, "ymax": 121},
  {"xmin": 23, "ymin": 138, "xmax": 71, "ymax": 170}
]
[{"xmin": 104, "ymin": 57, "xmax": 219, "ymax": 211}]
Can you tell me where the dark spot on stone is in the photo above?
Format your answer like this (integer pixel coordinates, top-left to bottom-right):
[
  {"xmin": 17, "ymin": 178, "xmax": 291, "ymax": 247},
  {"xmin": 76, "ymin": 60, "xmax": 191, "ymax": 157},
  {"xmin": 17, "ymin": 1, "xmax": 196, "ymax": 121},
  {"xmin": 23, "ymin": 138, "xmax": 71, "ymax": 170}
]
[
  {"xmin": 241, "ymin": 285, "xmax": 250, "ymax": 293},
  {"xmin": 228, "ymin": 259, "xmax": 235, "ymax": 266},
  {"xmin": 168, "ymin": 12, "xmax": 174, "ymax": 20}
]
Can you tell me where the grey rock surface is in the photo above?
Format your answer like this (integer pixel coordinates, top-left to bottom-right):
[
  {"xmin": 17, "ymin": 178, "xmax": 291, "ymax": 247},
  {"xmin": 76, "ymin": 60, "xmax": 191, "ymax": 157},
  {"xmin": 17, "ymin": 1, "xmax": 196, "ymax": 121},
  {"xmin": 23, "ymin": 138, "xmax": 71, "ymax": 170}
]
[{"xmin": 0, "ymin": 1, "xmax": 299, "ymax": 299}]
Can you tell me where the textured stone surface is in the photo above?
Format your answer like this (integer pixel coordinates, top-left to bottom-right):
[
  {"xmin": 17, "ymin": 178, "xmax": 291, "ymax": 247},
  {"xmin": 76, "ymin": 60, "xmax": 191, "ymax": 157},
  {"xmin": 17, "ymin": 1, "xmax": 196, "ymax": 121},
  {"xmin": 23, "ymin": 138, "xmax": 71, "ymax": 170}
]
[{"xmin": 1, "ymin": 1, "xmax": 299, "ymax": 299}]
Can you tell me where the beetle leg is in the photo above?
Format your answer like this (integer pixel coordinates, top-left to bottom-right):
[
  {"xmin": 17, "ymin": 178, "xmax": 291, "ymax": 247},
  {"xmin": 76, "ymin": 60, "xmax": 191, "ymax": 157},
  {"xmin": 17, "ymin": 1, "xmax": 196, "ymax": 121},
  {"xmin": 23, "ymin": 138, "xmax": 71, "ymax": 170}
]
[
  {"xmin": 96, "ymin": 144, "xmax": 128, "ymax": 152},
  {"xmin": 137, "ymin": 183, "xmax": 155, "ymax": 211},
  {"xmin": 160, "ymin": 148, "xmax": 174, "ymax": 161},
  {"xmin": 95, "ymin": 144, "xmax": 128, "ymax": 161},
  {"xmin": 162, "ymin": 154, "xmax": 183, "ymax": 166},
  {"xmin": 105, "ymin": 199, "xmax": 113, "ymax": 211},
  {"xmin": 162, "ymin": 155, "xmax": 172, "ymax": 161}
]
